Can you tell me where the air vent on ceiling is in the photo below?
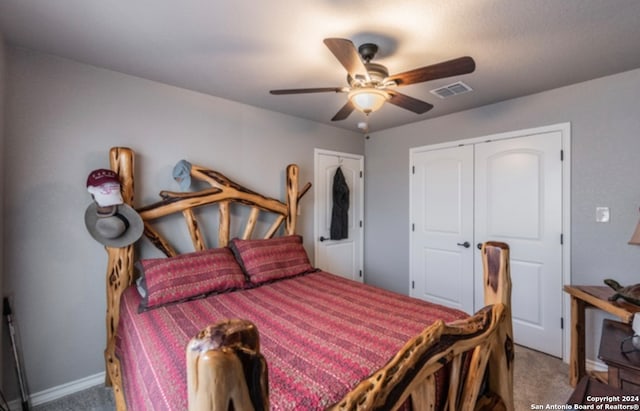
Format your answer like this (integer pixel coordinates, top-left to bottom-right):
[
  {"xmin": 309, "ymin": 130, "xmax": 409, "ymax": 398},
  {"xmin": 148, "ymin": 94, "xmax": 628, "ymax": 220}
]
[{"xmin": 430, "ymin": 81, "xmax": 473, "ymax": 99}]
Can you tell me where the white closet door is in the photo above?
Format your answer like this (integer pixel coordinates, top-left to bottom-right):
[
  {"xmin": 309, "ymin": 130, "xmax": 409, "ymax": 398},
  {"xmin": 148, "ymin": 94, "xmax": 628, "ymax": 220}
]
[
  {"xmin": 410, "ymin": 129, "xmax": 565, "ymax": 357},
  {"xmin": 410, "ymin": 145, "xmax": 475, "ymax": 314},
  {"xmin": 474, "ymin": 131, "xmax": 563, "ymax": 357}
]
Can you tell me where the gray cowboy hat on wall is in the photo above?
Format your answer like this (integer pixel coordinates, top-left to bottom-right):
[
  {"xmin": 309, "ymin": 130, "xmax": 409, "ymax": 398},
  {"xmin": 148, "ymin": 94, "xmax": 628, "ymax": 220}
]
[{"xmin": 84, "ymin": 168, "xmax": 143, "ymax": 247}]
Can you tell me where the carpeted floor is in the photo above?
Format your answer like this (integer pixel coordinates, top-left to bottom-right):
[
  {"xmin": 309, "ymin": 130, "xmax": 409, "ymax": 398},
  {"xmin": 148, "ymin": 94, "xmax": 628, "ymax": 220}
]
[
  {"xmin": 33, "ymin": 344, "xmax": 574, "ymax": 410},
  {"xmin": 513, "ymin": 345, "xmax": 574, "ymax": 409},
  {"xmin": 32, "ymin": 385, "xmax": 114, "ymax": 411}
]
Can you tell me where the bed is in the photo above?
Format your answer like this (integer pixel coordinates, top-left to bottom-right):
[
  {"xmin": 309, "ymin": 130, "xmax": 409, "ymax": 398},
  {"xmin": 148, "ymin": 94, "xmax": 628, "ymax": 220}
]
[{"xmin": 100, "ymin": 147, "xmax": 514, "ymax": 411}]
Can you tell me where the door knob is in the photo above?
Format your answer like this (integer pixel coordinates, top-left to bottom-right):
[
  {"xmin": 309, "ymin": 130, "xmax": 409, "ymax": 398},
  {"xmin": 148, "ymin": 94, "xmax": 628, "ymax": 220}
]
[
  {"xmin": 319, "ymin": 236, "xmax": 328, "ymax": 242},
  {"xmin": 456, "ymin": 241, "xmax": 470, "ymax": 248},
  {"xmin": 477, "ymin": 243, "xmax": 483, "ymax": 250}
]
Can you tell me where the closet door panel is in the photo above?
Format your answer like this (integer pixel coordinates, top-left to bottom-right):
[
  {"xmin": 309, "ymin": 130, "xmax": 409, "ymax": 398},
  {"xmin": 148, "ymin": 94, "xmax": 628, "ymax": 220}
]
[{"xmin": 410, "ymin": 145, "xmax": 474, "ymax": 314}]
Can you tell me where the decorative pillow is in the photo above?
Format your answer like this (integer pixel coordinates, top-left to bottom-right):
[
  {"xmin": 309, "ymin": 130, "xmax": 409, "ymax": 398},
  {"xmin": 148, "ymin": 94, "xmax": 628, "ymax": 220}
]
[
  {"xmin": 136, "ymin": 247, "xmax": 246, "ymax": 311},
  {"xmin": 229, "ymin": 235, "xmax": 314, "ymax": 285}
]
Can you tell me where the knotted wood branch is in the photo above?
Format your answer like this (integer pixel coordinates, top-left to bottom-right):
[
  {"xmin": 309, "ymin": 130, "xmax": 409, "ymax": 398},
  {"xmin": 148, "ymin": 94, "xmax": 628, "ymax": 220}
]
[
  {"xmin": 104, "ymin": 147, "xmax": 135, "ymax": 411},
  {"xmin": 481, "ymin": 241, "xmax": 514, "ymax": 411},
  {"xmin": 136, "ymin": 163, "xmax": 310, "ymax": 253},
  {"xmin": 326, "ymin": 304, "xmax": 506, "ymax": 411}
]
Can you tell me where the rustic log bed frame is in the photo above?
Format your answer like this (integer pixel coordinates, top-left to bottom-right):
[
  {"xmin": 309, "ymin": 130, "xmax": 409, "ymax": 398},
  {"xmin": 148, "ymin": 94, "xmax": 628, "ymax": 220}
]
[{"xmin": 102, "ymin": 146, "xmax": 514, "ymax": 411}]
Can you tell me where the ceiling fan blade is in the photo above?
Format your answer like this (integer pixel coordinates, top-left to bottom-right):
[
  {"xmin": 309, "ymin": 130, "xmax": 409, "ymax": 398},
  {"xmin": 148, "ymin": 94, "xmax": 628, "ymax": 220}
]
[
  {"xmin": 270, "ymin": 87, "xmax": 346, "ymax": 95},
  {"xmin": 386, "ymin": 90, "xmax": 434, "ymax": 114},
  {"xmin": 331, "ymin": 100, "xmax": 355, "ymax": 121},
  {"xmin": 386, "ymin": 56, "xmax": 475, "ymax": 86},
  {"xmin": 323, "ymin": 38, "xmax": 369, "ymax": 80}
]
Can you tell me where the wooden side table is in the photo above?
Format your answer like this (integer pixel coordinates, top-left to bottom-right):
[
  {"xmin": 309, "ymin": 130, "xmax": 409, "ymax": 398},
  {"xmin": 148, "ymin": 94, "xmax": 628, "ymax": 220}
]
[
  {"xmin": 599, "ymin": 319, "xmax": 640, "ymax": 394},
  {"xmin": 563, "ymin": 285, "xmax": 640, "ymax": 386}
]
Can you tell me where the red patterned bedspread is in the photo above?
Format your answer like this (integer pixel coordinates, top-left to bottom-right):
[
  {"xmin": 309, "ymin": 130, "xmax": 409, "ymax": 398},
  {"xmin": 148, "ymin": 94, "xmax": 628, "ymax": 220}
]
[{"xmin": 116, "ymin": 271, "xmax": 467, "ymax": 410}]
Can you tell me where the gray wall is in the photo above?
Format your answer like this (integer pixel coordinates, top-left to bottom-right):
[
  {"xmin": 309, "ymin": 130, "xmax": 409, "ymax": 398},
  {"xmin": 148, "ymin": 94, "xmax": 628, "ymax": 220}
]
[
  {"xmin": 1, "ymin": 46, "xmax": 363, "ymax": 395},
  {"xmin": 364, "ymin": 68, "xmax": 640, "ymax": 360}
]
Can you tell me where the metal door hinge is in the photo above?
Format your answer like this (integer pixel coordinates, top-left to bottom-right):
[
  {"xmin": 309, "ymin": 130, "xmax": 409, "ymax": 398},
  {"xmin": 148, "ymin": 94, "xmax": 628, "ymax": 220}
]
[
  {"xmin": 360, "ymin": 170, "xmax": 363, "ymax": 178},
  {"xmin": 560, "ymin": 150, "xmax": 564, "ymax": 161},
  {"xmin": 359, "ymin": 270, "xmax": 363, "ymax": 278},
  {"xmin": 412, "ymin": 223, "xmax": 415, "ymax": 232},
  {"xmin": 560, "ymin": 234, "xmax": 564, "ymax": 245},
  {"xmin": 411, "ymin": 281, "xmax": 415, "ymax": 289},
  {"xmin": 359, "ymin": 220, "xmax": 363, "ymax": 228},
  {"xmin": 412, "ymin": 165, "xmax": 415, "ymax": 174},
  {"xmin": 561, "ymin": 317, "xmax": 564, "ymax": 329}
]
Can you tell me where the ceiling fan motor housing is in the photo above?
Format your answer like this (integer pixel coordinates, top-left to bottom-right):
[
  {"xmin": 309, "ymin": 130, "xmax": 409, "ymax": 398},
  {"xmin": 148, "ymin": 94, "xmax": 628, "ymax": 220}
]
[
  {"xmin": 349, "ymin": 63, "xmax": 389, "ymax": 87},
  {"xmin": 365, "ymin": 63, "xmax": 388, "ymax": 83}
]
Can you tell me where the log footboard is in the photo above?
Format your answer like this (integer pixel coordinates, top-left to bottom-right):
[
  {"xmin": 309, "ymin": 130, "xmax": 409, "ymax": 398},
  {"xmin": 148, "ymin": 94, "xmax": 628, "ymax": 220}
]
[
  {"xmin": 186, "ymin": 242, "xmax": 513, "ymax": 411},
  {"xmin": 327, "ymin": 303, "xmax": 509, "ymax": 411}
]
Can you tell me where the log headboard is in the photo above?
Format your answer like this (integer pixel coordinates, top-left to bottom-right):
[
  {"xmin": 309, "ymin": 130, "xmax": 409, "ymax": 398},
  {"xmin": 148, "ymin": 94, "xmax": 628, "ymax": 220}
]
[{"xmin": 102, "ymin": 147, "xmax": 311, "ymax": 410}]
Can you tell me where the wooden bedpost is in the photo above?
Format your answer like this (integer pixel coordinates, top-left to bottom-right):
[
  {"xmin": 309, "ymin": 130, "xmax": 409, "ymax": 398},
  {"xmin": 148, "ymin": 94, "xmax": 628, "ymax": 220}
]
[
  {"xmin": 105, "ymin": 147, "xmax": 135, "ymax": 411},
  {"xmin": 481, "ymin": 241, "xmax": 514, "ymax": 410},
  {"xmin": 285, "ymin": 164, "xmax": 299, "ymax": 235},
  {"xmin": 186, "ymin": 319, "xmax": 269, "ymax": 411}
]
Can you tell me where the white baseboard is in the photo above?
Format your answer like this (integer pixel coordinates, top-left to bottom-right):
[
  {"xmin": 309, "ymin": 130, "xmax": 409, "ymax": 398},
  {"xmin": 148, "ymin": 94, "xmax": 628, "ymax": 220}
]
[
  {"xmin": 587, "ymin": 357, "xmax": 608, "ymax": 372},
  {"xmin": 8, "ymin": 372, "xmax": 105, "ymax": 410}
]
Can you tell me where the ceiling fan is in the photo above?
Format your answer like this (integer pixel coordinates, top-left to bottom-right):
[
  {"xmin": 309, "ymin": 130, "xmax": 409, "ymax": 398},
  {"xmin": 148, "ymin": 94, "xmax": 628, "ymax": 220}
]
[{"xmin": 270, "ymin": 38, "xmax": 476, "ymax": 121}]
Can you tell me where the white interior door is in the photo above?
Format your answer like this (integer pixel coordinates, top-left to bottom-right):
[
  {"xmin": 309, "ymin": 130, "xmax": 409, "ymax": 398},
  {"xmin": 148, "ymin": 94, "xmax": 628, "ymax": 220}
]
[
  {"xmin": 410, "ymin": 128, "xmax": 565, "ymax": 357},
  {"xmin": 474, "ymin": 131, "xmax": 563, "ymax": 357},
  {"xmin": 410, "ymin": 145, "xmax": 475, "ymax": 314},
  {"xmin": 314, "ymin": 150, "xmax": 364, "ymax": 282}
]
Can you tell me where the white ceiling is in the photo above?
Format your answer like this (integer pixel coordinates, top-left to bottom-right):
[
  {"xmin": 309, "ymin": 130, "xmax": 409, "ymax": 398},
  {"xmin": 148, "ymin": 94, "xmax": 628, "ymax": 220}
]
[{"xmin": 2, "ymin": 0, "xmax": 640, "ymax": 133}]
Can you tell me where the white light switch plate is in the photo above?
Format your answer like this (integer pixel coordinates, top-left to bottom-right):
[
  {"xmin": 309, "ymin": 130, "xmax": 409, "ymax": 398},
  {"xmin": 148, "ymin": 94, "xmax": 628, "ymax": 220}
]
[{"xmin": 596, "ymin": 207, "xmax": 610, "ymax": 223}]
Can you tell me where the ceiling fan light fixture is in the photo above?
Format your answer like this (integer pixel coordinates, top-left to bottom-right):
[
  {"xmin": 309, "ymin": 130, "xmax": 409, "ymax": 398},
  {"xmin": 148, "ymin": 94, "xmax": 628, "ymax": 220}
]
[
  {"xmin": 348, "ymin": 88, "xmax": 389, "ymax": 114},
  {"xmin": 270, "ymin": 38, "xmax": 475, "ymax": 122}
]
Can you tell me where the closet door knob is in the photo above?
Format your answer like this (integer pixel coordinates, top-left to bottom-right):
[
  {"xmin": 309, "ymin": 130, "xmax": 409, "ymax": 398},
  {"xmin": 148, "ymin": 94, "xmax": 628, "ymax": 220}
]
[
  {"xmin": 319, "ymin": 236, "xmax": 328, "ymax": 242},
  {"xmin": 456, "ymin": 241, "xmax": 470, "ymax": 248},
  {"xmin": 477, "ymin": 243, "xmax": 483, "ymax": 250}
]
